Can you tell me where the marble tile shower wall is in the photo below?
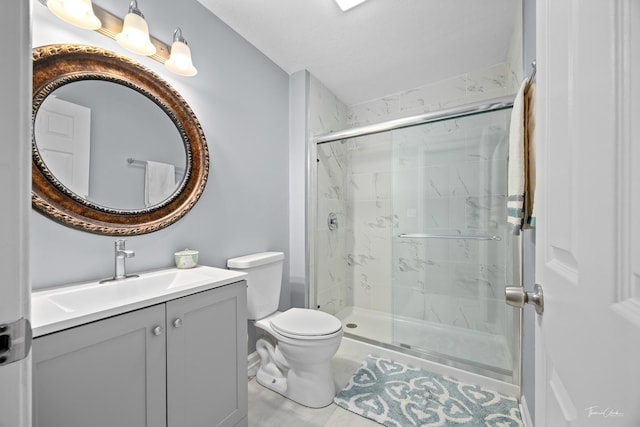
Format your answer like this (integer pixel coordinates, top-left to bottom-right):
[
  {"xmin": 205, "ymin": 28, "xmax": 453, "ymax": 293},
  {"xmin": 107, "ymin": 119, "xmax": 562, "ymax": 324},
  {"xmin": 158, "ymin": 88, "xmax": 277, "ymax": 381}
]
[
  {"xmin": 316, "ymin": 141, "xmax": 350, "ymax": 314},
  {"xmin": 506, "ymin": 0, "xmax": 524, "ymax": 92},
  {"xmin": 346, "ymin": 132, "xmax": 394, "ymax": 315},
  {"xmin": 391, "ymin": 112, "xmax": 510, "ymax": 336},
  {"xmin": 340, "ymin": 64, "xmax": 515, "ymax": 335},
  {"xmin": 311, "ymin": 61, "xmax": 517, "ymax": 339},
  {"xmin": 311, "ymin": 76, "xmax": 350, "ymax": 315},
  {"xmin": 347, "ymin": 62, "xmax": 517, "ymax": 128}
]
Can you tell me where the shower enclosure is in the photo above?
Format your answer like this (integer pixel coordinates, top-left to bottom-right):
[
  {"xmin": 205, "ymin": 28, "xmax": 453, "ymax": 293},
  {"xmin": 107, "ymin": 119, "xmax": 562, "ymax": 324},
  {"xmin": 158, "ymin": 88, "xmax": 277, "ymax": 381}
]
[{"xmin": 310, "ymin": 97, "xmax": 521, "ymax": 385}]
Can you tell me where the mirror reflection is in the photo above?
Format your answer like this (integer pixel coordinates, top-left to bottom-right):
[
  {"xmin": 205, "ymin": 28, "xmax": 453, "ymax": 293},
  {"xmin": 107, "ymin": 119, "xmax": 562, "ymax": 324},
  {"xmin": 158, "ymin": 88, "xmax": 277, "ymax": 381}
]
[{"xmin": 34, "ymin": 80, "xmax": 186, "ymax": 211}]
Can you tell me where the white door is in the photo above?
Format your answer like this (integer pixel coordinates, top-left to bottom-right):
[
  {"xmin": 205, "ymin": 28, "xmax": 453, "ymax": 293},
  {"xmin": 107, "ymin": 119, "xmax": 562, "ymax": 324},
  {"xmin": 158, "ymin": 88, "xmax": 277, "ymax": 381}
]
[
  {"xmin": 34, "ymin": 96, "xmax": 92, "ymax": 199},
  {"xmin": 535, "ymin": 0, "xmax": 640, "ymax": 426},
  {"xmin": 0, "ymin": 1, "xmax": 31, "ymax": 426}
]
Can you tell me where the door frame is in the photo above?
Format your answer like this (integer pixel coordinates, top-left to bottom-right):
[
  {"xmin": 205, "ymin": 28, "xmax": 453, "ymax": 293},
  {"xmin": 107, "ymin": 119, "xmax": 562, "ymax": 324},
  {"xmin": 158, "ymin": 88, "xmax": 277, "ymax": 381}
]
[{"xmin": 0, "ymin": 1, "xmax": 32, "ymax": 426}]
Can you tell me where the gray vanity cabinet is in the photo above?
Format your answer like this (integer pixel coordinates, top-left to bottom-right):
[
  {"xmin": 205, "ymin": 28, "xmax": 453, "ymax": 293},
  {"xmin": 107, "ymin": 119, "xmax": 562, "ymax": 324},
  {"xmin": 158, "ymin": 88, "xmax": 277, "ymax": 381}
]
[
  {"xmin": 33, "ymin": 281, "xmax": 248, "ymax": 427},
  {"xmin": 33, "ymin": 303, "xmax": 167, "ymax": 427},
  {"xmin": 166, "ymin": 281, "xmax": 248, "ymax": 427}
]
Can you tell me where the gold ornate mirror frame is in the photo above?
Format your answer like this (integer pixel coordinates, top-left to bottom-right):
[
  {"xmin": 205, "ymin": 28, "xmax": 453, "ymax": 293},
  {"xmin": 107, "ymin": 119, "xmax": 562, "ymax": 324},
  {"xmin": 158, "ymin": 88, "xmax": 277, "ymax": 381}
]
[{"xmin": 32, "ymin": 44, "xmax": 209, "ymax": 235}]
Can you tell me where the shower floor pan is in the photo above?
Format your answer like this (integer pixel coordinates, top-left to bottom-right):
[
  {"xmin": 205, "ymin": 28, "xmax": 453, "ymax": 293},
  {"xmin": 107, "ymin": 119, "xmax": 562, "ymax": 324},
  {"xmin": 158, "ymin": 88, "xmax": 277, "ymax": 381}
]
[{"xmin": 335, "ymin": 306, "xmax": 514, "ymax": 382}]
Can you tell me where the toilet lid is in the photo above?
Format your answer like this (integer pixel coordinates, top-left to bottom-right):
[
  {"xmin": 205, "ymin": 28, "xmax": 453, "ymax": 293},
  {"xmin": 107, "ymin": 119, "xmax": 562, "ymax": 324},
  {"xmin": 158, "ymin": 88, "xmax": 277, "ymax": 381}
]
[{"xmin": 270, "ymin": 308, "xmax": 342, "ymax": 337}]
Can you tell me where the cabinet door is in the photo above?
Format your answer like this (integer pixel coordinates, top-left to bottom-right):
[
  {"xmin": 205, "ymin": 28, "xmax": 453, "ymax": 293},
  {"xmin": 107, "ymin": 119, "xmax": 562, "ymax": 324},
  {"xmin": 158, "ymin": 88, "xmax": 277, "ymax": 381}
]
[
  {"xmin": 166, "ymin": 282, "xmax": 247, "ymax": 427},
  {"xmin": 33, "ymin": 304, "xmax": 167, "ymax": 427}
]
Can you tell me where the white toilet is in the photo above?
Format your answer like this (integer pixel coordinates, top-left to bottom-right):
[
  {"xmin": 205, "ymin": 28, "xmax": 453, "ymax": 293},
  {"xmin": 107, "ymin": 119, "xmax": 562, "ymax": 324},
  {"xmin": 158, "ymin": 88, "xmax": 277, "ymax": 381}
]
[{"xmin": 227, "ymin": 252, "xmax": 343, "ymax": 408}]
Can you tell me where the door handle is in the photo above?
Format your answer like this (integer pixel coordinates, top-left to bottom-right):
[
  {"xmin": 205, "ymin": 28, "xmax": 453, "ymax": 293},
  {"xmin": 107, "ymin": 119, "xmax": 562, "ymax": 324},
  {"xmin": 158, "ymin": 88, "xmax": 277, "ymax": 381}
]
[{"xmin": 505, "ymin": 284, "xmax": 544, "ymax": 315}]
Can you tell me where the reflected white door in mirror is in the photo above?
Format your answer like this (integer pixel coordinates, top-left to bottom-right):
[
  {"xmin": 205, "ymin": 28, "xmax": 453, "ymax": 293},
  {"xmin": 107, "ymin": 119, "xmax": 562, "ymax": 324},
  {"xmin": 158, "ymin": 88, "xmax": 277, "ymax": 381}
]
[{"xmin": 34, "ymin": 96, "xmax": 91, "ymax": 199}]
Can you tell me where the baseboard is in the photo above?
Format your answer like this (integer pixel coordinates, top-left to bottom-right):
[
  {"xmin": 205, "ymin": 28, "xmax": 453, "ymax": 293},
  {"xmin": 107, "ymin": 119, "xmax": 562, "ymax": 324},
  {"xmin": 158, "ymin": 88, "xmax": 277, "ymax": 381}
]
[
  {"xmin": 247, "ymin": 351, "xmax": 260, "ymax": 378},
  {"xmin": 520, "ymin": 394, "xmax": 534, "ymax": 427}
]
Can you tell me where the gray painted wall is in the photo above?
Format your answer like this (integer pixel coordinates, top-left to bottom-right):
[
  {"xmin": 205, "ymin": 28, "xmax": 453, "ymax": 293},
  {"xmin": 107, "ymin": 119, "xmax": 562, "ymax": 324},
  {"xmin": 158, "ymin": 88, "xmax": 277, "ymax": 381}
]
[
  {"xmin": 52, "ymin": 81, "xmax": 185, "ymax": 209},
  {"xmin": 31, "ymin": 0, "xmax": 291, "ymax": 326}
]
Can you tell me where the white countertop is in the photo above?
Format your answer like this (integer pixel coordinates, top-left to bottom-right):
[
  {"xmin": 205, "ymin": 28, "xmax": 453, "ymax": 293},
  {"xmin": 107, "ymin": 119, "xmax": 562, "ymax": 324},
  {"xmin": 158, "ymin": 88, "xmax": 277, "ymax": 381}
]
[{"xmin": 32, "ymin": 265, "xmax": 247, "ymax": 337}]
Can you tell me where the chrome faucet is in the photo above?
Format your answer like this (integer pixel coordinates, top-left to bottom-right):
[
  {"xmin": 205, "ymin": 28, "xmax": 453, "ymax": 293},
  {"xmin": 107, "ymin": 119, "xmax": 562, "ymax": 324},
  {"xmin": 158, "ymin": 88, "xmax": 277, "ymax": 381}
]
[{"xmin": 114, "ymin": 239, "xmax": 137, "ymax": 280}]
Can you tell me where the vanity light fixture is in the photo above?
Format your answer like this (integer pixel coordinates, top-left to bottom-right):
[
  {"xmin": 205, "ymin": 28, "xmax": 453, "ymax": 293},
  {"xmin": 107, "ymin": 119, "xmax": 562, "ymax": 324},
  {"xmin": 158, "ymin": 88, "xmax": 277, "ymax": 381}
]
[
  {"xmin": 40, "ymin": 0, "xmax": 198, "ymax": 77},
  {"xmin": 46, "ymin": 0, "xmax": 102, "ymax": 30},
  {"xmin": 334, "ymin": 0, "xmax": 369, "ymax": 12},
  {"xmin": 164, "ymin": 28, "xmax": 198, "ymax": 77},
  {"xmin": 115, "ymin": 0, "xmax": 156, "ymax": 56}
]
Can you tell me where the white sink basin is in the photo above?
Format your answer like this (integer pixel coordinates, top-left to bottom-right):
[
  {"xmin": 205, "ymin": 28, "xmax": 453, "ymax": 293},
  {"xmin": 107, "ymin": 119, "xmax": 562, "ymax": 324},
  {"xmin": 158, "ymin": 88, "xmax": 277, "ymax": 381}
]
[
  {"xmin": 48, "ymin": 268, "xmax": 216, "ymax": 312},
  {"xmin": 32, "ymin": 266, "xmax": 247, "ymax": 337}
]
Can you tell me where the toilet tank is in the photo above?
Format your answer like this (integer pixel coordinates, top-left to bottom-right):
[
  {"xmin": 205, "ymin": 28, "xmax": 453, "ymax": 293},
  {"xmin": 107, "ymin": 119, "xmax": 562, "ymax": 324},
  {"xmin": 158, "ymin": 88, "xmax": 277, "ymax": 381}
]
[{"xmin": 227, "ymin": 252, "xmax": 285, "ymax": 320}]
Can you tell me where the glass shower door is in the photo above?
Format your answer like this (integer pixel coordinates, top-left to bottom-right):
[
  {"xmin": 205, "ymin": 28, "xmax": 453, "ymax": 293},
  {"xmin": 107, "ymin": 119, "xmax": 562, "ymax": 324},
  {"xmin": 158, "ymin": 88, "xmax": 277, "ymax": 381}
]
[{"xmin": 391, "ymin": 108, "xmax": 519, "ymax": 381}]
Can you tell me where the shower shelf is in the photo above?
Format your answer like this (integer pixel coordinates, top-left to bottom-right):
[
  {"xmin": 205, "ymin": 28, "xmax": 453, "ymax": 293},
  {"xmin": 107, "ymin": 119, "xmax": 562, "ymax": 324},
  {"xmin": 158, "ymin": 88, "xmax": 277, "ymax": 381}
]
[{"xmin": 398, "ymin": 233, "xmax": 502, "ymax": 241}]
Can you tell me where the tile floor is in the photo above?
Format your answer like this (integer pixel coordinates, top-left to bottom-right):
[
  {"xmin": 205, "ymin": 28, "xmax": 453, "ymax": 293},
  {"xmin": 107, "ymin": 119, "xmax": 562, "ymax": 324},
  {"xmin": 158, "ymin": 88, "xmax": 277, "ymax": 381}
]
[
  {"xmin": 247, "ymin": 337, "xmax": 520, "ymax": 427},
  {"xmin": 247, "ymin": 340, "xmax": 380, "ymax": 427}
]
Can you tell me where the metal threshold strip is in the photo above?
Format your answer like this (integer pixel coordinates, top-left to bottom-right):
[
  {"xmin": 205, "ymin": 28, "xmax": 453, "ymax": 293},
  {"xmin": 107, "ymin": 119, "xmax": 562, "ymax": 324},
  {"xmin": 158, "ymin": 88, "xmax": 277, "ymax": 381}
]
[
  {"xmin": 398, "ymin": 233, "xmax": 502, "ymax": 241},
  {"xmin": 314, "ymin": 95, "xmax": 515, "ymax": 145}
]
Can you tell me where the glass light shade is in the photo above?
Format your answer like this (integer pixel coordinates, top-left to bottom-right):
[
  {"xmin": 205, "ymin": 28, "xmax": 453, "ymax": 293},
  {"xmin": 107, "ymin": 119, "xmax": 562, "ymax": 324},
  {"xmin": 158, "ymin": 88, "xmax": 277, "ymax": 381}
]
[
  {"xmin": 115, "ymin": 12, "xmax": 156, "ymax": 56},
  {"xmin": 47, "ymin": 0, "xmax": 102, "ymax": 30},
  {"xmin": 165, "ymin": 40, "xmax": 197, "ymax": 77}
]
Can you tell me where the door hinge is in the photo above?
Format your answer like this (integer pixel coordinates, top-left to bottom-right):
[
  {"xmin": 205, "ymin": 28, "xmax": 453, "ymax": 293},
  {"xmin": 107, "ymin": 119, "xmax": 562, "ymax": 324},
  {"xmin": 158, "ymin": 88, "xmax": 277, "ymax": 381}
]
[{"xmin": 0, "ymin": 318, "xmax": 32, "ymax": 366}]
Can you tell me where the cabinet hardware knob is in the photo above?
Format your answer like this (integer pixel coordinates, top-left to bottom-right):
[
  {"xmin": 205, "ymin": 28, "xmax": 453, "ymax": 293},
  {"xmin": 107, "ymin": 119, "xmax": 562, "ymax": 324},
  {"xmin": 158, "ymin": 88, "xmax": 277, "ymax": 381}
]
[
  {"xmin": 152, "ymin": 326, "xmax": 163, "ymax": 336},
  {"xmin": 173, "ymin": 318, "xmax": 182, "ymax": 328}
]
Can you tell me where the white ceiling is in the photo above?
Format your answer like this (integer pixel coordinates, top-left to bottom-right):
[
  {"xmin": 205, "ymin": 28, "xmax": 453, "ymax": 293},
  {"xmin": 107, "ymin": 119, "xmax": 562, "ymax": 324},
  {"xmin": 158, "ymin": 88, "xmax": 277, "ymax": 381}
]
[{"xmin": 197, "ymin": 0, "xmax": 520, "ymax": 106}]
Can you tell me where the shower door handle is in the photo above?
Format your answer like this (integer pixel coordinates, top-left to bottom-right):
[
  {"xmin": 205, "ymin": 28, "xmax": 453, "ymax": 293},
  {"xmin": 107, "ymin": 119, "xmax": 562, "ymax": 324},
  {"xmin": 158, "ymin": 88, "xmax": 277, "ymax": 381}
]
[{"xmin": 505, "ymin": 284, "xmax": 544, "ymax": 315}]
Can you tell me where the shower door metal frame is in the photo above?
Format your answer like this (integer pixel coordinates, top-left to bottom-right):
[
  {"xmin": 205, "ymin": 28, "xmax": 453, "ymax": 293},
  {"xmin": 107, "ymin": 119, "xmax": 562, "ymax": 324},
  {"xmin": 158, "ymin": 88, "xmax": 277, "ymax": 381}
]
[
  {"xmin": 314, "ymin": 95, "xmax": 515, "ymax": 145},
  {"xmin": 307, "ymin": 94, "xmax": 522, "ymax": 384}
]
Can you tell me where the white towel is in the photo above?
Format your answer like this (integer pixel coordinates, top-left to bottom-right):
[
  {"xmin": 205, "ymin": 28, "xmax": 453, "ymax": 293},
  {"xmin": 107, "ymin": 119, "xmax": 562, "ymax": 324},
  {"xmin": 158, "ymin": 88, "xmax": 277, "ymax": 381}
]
[
  {"xmin": 145, "ymin": 160, "xmax": 176, "ymax": 207},
  {"xmin": 526, "ymin": 82, "xmax": 536, "ymax": 228},
  {"xmin": 507, "ymin": 78, "xmax": 536, "ymax": 234}
]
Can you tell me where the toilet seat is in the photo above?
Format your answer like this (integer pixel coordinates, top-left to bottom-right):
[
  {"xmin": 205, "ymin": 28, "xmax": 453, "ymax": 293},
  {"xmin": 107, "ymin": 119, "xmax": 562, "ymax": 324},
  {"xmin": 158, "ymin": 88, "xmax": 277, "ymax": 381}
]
[{"xmin": 269, "ymin": 308, "xmax": 342, "ymax": 339}]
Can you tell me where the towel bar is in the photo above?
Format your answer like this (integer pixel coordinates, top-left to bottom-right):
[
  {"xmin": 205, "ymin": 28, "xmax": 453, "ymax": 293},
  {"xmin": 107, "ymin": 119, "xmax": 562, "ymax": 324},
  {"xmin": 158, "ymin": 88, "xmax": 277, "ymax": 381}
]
[
  {"xmin": 398, "ymin": 233, "xmax": 502, "ymax": 241},
  {"xmin": 126, "ymin": 157, "xmax": 185, "ymax": 174}
]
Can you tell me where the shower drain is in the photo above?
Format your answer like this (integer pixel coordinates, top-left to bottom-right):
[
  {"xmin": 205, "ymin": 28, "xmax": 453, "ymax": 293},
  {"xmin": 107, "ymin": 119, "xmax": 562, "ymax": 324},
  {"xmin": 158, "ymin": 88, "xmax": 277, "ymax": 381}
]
[{"xmin": 345, "ymin": 323, "xmax": 358, "ymax": 329}]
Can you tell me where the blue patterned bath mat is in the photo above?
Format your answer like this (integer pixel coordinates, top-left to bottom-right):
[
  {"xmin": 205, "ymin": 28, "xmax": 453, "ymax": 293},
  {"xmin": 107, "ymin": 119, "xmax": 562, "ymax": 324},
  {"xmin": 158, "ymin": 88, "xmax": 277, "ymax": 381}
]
[{"xmin": 334, "ymin": 355, "xmax": 522, "ymax": 427}]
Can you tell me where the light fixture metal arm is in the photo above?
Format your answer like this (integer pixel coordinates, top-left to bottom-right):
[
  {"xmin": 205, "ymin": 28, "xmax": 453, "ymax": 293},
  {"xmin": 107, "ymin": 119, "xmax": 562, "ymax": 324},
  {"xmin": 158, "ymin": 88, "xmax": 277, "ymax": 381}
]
[{"xmin": 173, "ymin": 27, "xmax": 187, "ymax": 44}]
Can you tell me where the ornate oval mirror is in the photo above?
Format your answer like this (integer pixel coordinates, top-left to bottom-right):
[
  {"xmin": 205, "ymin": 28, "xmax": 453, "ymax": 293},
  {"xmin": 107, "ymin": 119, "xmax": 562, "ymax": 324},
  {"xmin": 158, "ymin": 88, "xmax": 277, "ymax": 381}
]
[{"xmin": 32, "ymin": 44, "xmax": 209, "ymax": 235}]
